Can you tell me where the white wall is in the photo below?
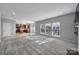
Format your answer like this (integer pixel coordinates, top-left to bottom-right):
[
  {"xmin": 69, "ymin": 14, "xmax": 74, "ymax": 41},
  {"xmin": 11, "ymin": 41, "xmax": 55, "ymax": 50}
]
[
  {"xmin": 30, "ymin": 23, "xmax": 35, "ymax": 33},
  {"xmin": 0, "ymin": 14, "xmax": 1, "ymax": 41},
  {"xmin": 3, "ymin": 23, "xmax": 11, "ymax": 37},
  {"xmin": 1, "ymin": 18, "xmax": 16, "ymax": 37}
]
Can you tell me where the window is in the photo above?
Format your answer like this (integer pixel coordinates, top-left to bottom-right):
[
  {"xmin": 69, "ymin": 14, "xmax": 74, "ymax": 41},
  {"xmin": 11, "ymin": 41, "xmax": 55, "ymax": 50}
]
[
  {"xmin": 45, "ymin": 23, "xmax": 51, "ymax": 35},
  {"xmin": 40, "ymin": 24, "xmax": 45, "ymax": 34},
  {"xmin": 52, "ymin": 22, "xmax": 60, "ymax": 37}
]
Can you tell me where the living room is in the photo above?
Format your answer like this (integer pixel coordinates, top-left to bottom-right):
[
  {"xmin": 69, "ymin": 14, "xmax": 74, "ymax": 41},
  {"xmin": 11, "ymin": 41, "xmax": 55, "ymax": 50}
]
[{"xmin": 0, "ymin": 3, "xmax": 78, "ymax": 55}]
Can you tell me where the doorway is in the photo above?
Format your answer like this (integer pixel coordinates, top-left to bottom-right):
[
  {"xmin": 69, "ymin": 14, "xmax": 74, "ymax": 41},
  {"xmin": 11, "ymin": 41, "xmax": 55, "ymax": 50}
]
[{"xmin": 16, "ymin": 24, "xmax": 30, "ymax": 33}]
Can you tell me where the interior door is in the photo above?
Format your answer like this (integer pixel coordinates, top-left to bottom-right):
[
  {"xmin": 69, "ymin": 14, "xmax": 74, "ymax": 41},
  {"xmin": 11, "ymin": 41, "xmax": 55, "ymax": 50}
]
[{"xmin": 3, "ymin": 23, "xmax": 11, "ymax": 37}]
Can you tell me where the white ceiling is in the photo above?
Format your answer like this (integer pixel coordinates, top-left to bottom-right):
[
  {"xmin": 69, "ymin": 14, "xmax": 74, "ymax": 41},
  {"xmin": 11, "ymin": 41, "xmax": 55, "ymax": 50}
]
[{"xmin": 0, "ymin": 3, "xmax": 78, "ymax": 23}]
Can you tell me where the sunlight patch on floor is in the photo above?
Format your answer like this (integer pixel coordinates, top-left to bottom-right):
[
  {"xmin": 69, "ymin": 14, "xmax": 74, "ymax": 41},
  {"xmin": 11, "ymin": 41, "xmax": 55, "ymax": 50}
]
[{"xmin": 35, "ymin": 38, "xmax": 55, "ymax": 45}]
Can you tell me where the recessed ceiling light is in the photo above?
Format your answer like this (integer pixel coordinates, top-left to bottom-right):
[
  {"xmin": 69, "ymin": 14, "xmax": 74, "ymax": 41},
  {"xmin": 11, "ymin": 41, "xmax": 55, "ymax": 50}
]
[{"xmin": 12, "ymin": 12, "xmax": 16, "ymax": 16}]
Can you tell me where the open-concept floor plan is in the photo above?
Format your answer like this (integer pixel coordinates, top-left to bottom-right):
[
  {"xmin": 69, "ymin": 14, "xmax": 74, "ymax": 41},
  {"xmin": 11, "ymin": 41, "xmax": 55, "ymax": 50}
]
[{"xmin": 0, "ymin": 3, "xmax": 79, "ymax": 55}]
